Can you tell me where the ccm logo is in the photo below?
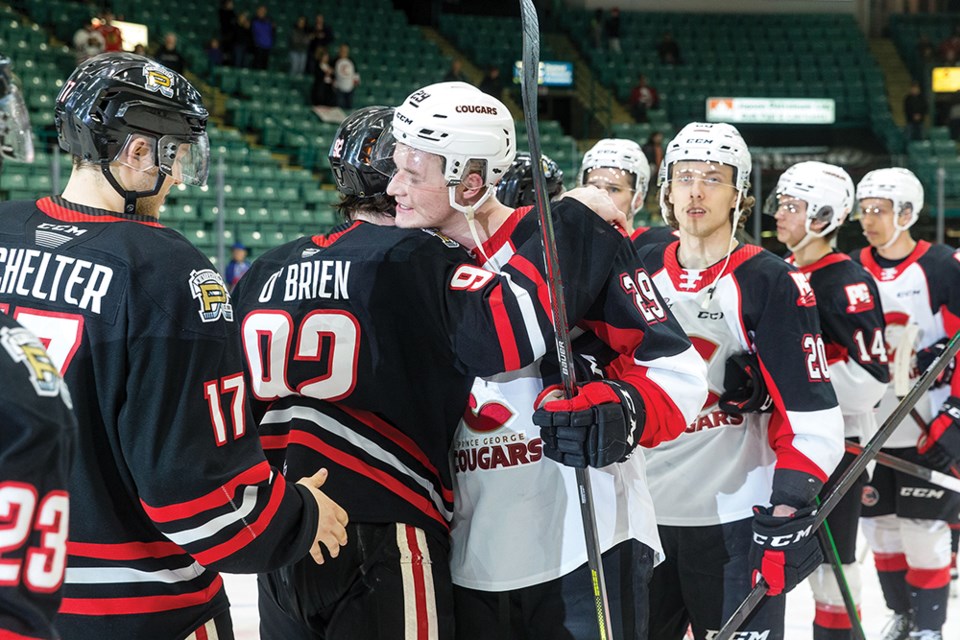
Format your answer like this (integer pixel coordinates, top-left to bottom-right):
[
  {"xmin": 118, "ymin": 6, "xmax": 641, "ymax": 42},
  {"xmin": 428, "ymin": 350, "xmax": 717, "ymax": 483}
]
[
  {"xmin": 900, "ymin": 487, "xmax": 945, "ymax": 499},
  {"xmin": 752, "ymin": 525, "xmax": 813, "ymax": 547},
  {"xmin": 455, "ymin": 105, "xmax": 498, "ymax": 114},
  {"xmin": 705, "ymin": 632, "xmax": 770, "ymax": 640},
  {"xmin": 450, "ymin": 265, "xmax": 494, "ymax": 291}
]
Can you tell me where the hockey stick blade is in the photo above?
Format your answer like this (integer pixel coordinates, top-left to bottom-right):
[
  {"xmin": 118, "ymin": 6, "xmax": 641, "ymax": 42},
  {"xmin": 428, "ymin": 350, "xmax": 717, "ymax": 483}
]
[
  {"xmin": 845, "ymin": 440, "xmax": 960, "ymax": 494},
  {"xmin": 716, "ymin": 329, "xmax": 960, "ymax": 640},
  {"xmin": 518, "ymin": 1, "xmax": 613, "ymax": 638}
]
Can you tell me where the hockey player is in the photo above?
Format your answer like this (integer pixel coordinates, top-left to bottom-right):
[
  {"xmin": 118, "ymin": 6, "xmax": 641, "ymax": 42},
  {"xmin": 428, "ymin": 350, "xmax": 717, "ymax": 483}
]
[
  {"xmin": 232, "ymin": 105, "xmax": 636, "ymax": 638},
  {"xmin": 495, "ymin": 151, "xmax": 564, "ymax": 208},
  {"xmin": 769, "ymin": 161, "xmax": 890, "ymax": 640},
  {"xmin": 633, "ymin": 123, "xmax": 845, "ymax": 640},
  {"xmin": 0, "ymin": 52, "xmax": 349, "ymax": 640},
  {"xmin": 380, "ymin": 82, "xmax": 708, "ymax": 639},
  {"xmin": 0, "ymin": 55, "xmax": 78, "ymax": 640},
  {"xmin": 852, "ymin": 168, "xmax": 960, "ymax": 640}
]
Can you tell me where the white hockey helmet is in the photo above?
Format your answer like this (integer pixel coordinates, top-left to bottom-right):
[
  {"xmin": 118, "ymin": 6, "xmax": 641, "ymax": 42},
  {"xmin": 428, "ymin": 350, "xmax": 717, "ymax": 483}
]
[
  {"xmin": 855, "ymin": 167, "xmax": 924, "ymax": 230},
  {"xmin": 765, "ymin": 161, "xmax": 855, "ymax": 239},
  {"xmin": 659, "ymin": 122, "xmax": 752, "ymax": 194},
  {"xmin": 578, "ymin": 138, "xmax": 651, "ymax": 214},
  {"xmin": 390, "ymin": 81, "xmax": 516, "ymax": 188}
]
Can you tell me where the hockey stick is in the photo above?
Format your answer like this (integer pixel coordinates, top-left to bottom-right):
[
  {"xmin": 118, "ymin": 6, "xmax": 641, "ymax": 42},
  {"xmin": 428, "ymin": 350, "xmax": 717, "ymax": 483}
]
[
  {"xmin": 894, "ymin": 324, "xmax": 921, "ymax": 397},
  {"xmin": 846, "ymin": 440, "xmax": 960, "ymax": 493},
  {"xmin": 517, "ymin": 1, "xmax": 612, "ymax": 638},
  {"xmin": 715, "ymin": 329, "xmax": 960, "ymax": 640},
  {"xmin": 816, "ymin": 519, "xmax": 865, "ymax": 640}
]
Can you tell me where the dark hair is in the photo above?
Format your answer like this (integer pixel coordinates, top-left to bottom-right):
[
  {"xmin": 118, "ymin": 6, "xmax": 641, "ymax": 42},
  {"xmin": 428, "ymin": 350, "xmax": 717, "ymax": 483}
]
[{"xmin": 334, "ymin": 193, "xmax": 395, "ymax": 223}]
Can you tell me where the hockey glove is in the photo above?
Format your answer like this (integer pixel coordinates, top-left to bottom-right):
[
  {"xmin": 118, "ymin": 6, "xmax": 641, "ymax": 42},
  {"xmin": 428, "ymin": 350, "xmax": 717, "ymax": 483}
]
[
  {"xmin": 749, "ymin": 504, "xmax": 822, "ymax": 597},
  {"xmin": 918, "ymin": 396, "xmax": 960, "ymax": 472},
  {"xmin": 533, "ymin": 380, "xmax": 645, "ymax": 468},
  {"xmin": 916, "ymin": 339, "xmax": 956, "ymax": 390},
  {"xmin": 719, "ymin": 352, "xmax": 773, "ymax": 415}
]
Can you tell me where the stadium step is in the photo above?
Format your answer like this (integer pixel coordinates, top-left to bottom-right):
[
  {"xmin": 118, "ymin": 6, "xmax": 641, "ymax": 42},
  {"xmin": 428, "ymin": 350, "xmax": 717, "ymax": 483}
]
[{"xmin": 870, "ymin": 37, "xmax": 912, "ymax": 127}]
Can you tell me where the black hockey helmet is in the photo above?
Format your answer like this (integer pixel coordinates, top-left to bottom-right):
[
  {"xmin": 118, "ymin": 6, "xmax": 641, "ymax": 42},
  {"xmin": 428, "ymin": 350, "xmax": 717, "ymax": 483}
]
[
  {"xmin": 0, "ymin": 55, "xmax": 34, "ymax": 164},
  {"xmin": 495, "ymin": 152, "xmax": 564, "ymax": 209},
  {"xmin": 55, "ymin": 52, "xmax": 209, "ymax": 213},
  {"xmin": 328, "ymin": 105, "xmax": 393, "ymax": 199}
]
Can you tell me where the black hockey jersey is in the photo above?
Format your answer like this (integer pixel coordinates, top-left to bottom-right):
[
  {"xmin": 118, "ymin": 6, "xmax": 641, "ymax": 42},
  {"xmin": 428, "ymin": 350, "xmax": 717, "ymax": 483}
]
[
  {"xmin": 231, "ymin": 199, "xmax": 660, "ymax": 541},
  {"xmin": 630, "ymin": 224, "xmax": 679, "ymax": 248},
  {"xmin": 0, "ymin": 197, "xmax": 321, "ymax": 640},
  {"xmin": 0, "ymin": 314, "xmax": 75, "ymax": 640}
]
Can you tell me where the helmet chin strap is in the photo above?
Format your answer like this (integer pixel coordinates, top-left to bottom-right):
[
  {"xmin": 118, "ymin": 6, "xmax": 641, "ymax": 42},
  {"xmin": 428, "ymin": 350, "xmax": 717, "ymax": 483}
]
[
  {"xmin": 878, "ymin": 226, "xmax": 904, "ymax": 251},
  {"xmin": 450, "ymin": 185, "xmax": 494, "ymax": 265},
  {"xmin": 700, "ymin": 191, "xmax": 743, "ymax": 310},
  {"xmin": 101, "ymin": 163, "xmax": 166, "ymax": 215}
]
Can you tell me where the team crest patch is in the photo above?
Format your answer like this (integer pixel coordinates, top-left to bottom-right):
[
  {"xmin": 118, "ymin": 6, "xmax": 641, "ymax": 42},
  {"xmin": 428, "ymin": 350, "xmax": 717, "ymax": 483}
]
[
  {"xmin": 844, "ymin": 282, "xmax": 875, "ymax": 313},
  {"xmin": 189, "ymin": 269, "xmax": 233, "ymax": 323},
  {"xmin": 861, "ymin": 484, "xmax": 879, "ymax": 507},
  {"xmin": 421, "ymin": 227, "xmax": 460, "ymax": 249},
  {"xmin": 143, "ymin": 64, "xmax": 175, "ymax": 98},
  {"xmin": 0, "ymin": 326, "xmax": 64, "ymax": 398}
]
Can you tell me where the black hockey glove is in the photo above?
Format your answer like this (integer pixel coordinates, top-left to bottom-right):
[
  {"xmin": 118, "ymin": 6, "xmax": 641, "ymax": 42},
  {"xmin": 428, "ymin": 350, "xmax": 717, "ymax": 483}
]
[
  {"xmin": 718, "ymin": 352, "xmax": 773, "ymax": 415},
  {"xmin": 918, "ymin": 396, "xmax": 960, "ymax": 472},
  {"xmin": 749, "ymin": 504, "xmax": 822, "ymax": 597},
  {"xmin": 533, "ymin": 380, "xmax": 645, "ymax": 468},
  {"xmin": 916, "ymin": 339, "xmax": 956, "ymax": 390}
]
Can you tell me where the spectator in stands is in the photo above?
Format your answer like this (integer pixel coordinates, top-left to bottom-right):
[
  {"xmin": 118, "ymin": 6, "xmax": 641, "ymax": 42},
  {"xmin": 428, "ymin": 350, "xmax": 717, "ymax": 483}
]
[
  {"xmin": 444, "ymin": 59, "xmax": 467, "ymax": 83},
  {"xmin": 133, "ymin": 44, "xmax": 146, "ymax": 56},
  {"xmin": 251, "ymin": 5, "xmax": 275, "ymax": 70},
  {"xmin": 590, "ymin": 9, "xmax": 604, "ymax": 49},
  {"xmin": 155, "ymin": 33, "xmax": 185, "ymax": 74},
  {"xmin": 289, "ymin": 16, "xmax": 310, "ymax": 76},
  {"xmin": 938, "ymin": 25, "xmax": 960, "ymax": 63},
  {"xmin": 657, "ymin": 31, "xmax": 682, "ymax": 65},
  {"xmin": 333, "ymin": 43, "xmax": 359, "ymax": 110},
  {"xmin": 479, "ymin": 66, "xmax": 502, "ymax": 98},
  {"xmin": 73, "ymin": 18, "xmax": 105, "ymax": 64},
  {"xmin": 948, "ymin": 91, "xmax": 960, "ymax": 139},
  {"xmin": 219, "ymin": 0, "xmax": 236, "ymax": 65},
  {"xmin": 234, "ymin": 12, "xmax": 253, "ymax": 68},
  {"xmin": 97, "ymin": 12, "xmax": 123, "ymax": 53},
  {"xmin": 205, "ymin": 38, "xmax": 224, "ymax": 68},
  {"xmin": 642, "ymin": 131, "xmax": 664, "ymax": 182},
  {"xmin": 311, "ymin": 48, "xmax": 335, "ymax": 107},
  {"xmin": 605, "ymin": 7, "xmax": 622, "ymax": 54},
  {"xmin": 225, "ymin": 242, "xmax": 251, "ymax": 292},
  {"xmin": 308, "ymin": 14, "xmax": 334, "ymax": 64},
  {"xmin": 904, "ymin": 79, "xmax": 928, "ymax": 141},
  {"xmin": 629, "ymin": 74, "xmax": 659, "ymax": 123},
  {"xmin": 918, "ymin": 34, "xmax": 936, "ymax": 66}
]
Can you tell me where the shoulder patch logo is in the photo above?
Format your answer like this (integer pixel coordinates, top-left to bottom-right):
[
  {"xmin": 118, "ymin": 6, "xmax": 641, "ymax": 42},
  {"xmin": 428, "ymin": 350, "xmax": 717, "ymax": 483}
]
[
  {"xmin": 0, "ymin": 326, "xmax": 66, "ymax": 399},
  {"xmin": 189, "ymin": 269, "xmax": 234, "ymax": 323},
  {"xmin": 788, "ymin": 271, "xmax": 817, "ymax": 307},
  {"xmin": 844, "ymin": 282, "xmax": 875, "ymax": 313},
  {"xmin": 421, "ymin": 227, "xmax": 461, "ymax": 249}
]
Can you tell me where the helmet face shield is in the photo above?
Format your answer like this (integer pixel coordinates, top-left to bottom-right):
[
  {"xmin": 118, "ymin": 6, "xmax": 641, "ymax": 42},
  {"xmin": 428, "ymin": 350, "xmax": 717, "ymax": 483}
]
[
  {"xmin": 374, "ymin": 137, "xmax": 450, "ymax": 194},
  {"xmin": 158, "ymin": 132, "xmax": 209, "ymax": 186},
  {"xmin": 0, "ymin": 84, "xmax": 34, "ymax": 163}
]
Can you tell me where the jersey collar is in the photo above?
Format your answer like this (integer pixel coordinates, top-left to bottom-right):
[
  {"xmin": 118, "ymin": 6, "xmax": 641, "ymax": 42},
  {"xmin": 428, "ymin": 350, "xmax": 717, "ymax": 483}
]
[
  {"xmin": 37, "ymin": 196, "xmax": 164, "ymax": 227},
  {"xmin": 788, "ymin": 251, "xmax": 850, "ymax": 275},
  {"xmin": 473, "ymin": 206, "xmax": 532, "ymax": 262},
  {"xmin": 859, "ymin": 240, "xmax": 930, "ymax": 282},
  {"xmin": 663, "ymin": 241, "xmax": 761, "ymax": 293},
  {"xmin": 312, "ymin": 220, "xmax": 361, "ymax": 248}
]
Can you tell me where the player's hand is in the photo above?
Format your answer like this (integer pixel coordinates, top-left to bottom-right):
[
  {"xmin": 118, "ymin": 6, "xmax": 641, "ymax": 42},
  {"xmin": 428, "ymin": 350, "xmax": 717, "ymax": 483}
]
[
  {"xmin": 749, "ymin": 503, "xmax": 822, "ymax": 596},
  {"xmin": 915, "ymin": 339, "xmax": 956, "ymax": 389},
  {"xmin": 297, "ymin": 468, "xmax": 349, "ymax": 564},
  {"xmin": 918, "ymin": 396, "xmax": 960, "ymax": 472},
  {"xmin": 718, "ymin": 352, "xmax": 773, "ymax": 414},
  {"xmin": 532, "ymin": 380, "xmax": 644, "ymax": 468},
  {"xmin": 559, "ymin": 186, "xmax": 628, "ymax": 232}
]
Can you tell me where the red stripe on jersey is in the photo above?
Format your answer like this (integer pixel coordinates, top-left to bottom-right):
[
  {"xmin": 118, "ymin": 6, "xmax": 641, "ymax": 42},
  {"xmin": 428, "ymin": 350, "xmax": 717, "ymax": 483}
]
[
  {"xmin": 141, "ymin": 461, "xmax": 271, "ymax": 523},
  {"xmin": 259, "ymin": 434, "xmax": 290, "ymax": 451},
  {"xmin": 290, "ymin": 430, "xmax": 450, "ymax": 530},
  {"xmin": 0, "ymin": 630, "xmax": 53, "ymax": 640},
  {"xmin": 36, "ymin": 197, "xmax": 164, "ymax": 228},
  {"xmin": 339, "ymin": 406, "xmax": 452, "ymax": 503},
  {"xmin": 194, "ymin": 622, "xmax": 209, "ymax": 640},
  {"xmin": 476, "ymin": 207, "xmax": 530, "ymax": 261},
  {"xmin": 906, "ymin": 566, "xmax": 952, "ymax": 589},
  {"xmin": 68, "ymin": 540, "xmax": 183, "ymax": 560},
  {"xmin": 312, "ymin": 221, "xmax": 361, "ymax": 248},
  {"xmin": 191, "ymin": 476, "xmax": 286, "ymax": 566},
  {"xmin": 663, "ymin": 242, "xmax": 762, "ymax": 293},
  {"xmin": 578, "ymin": 319, "xmax": 646, "ymax": 357},
  {"xmin": 858, "ymin": 241, "xmax": 930, "ymax": 282},
  {"xmin": 874, "ymin": 552, "xmax": 908, "ymax": 572},
  {"xmin": 59, "ymin": 575, "xmax": 224, "ymax": 615},
  {"xmin": 814, "ymin": 604, "xmax": 858, "ymax": 629},
  {"xmin": 795, "ymin": 252, "xmax": 851, "ymax": 275},
  {"xmin": 605, "ymin": 353, "xmax": 686, "ymax": 448},
  {"xmin": 630, "ymin": 227, "xmax": 650, "ymax": 241},
  {"xmin": 489, "ymin": 285, "xmax": 521, "ymax": 371},
  {"xmin": 405, "ymin": 525, "xmax": 430, "ymax": 640},
  {"xmin": 508, "ymin": 253, "xmax": 551, "ymax": 318}
]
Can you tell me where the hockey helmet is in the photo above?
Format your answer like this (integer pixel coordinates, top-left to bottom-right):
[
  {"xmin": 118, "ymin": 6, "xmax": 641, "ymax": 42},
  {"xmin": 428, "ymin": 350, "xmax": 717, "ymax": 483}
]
[
  {"xmin": 496, "ymin": 152, "xmax": 564, "ymax": 208},
  {"xmin": 854, "ymin": 167, "xmax": 924, "ymax": 230},
  {"xmin": 659, "ymin": 122, "xmax": 751, "ymax": 194},
  {"xmin": 764, "ymin": 161, "xmax": 855, "ymax": 239},
  {"xmin": 0, "ymin": 55, "xmax": 33, "ymax": 163},
  {"xmin": 329, "ymin": 105, "xmax": 393, "ymax": 198},
  {"xmin": 56, "ymin": 52, "xmax": 209, "ymax": 211},
  {"xmin": 578, "ymin": 138, "xmax": 650, "ymax": 214}
]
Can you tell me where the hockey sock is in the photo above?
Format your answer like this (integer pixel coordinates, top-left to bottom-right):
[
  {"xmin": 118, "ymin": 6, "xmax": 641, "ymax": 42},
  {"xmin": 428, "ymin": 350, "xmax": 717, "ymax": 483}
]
[
  {"xmin": 813, "ymin": 624, "xmax": 855, "ymax": 640},
  {"xmin": 906, "ymin": 567, "xmax": 950, "ymax": 631},
  {"xmin": 874, "ymin": 553, "xmax": 911, "ymax": 614}
]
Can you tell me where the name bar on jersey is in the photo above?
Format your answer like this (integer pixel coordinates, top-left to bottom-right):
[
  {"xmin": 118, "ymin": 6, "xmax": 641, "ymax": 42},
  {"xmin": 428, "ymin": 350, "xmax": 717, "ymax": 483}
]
[
  {"xmin": 0, "ymin": 246, "xmax": 114, "ymax": 314},
  {"xmin": 258, "ymin": 259, "xmax": 351, "ymax": 303}
]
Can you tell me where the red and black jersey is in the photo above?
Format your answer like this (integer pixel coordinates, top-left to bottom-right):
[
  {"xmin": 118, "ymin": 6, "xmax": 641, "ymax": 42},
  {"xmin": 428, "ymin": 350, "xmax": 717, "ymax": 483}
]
[
  {"xmin": 0, "ymin": 314, "xmax": 75, "ymax": 640},
  {"xmin": 631, "ymin": 224, "xmax": 679, "ymax": 249},
  {"xmin": 232, "ymin": 200, "xmax": 652, "ymax": 541},
  {"xmin": 0, "ymin": 197, "xmax": 321, "ymax": 640}
]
